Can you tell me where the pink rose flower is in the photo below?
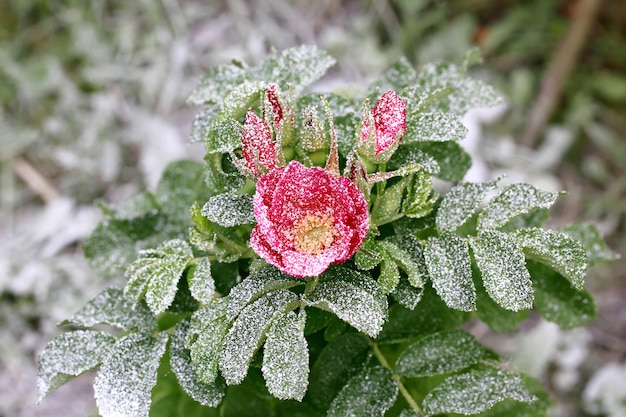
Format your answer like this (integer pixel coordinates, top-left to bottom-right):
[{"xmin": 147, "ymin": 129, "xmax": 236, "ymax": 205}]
[
  {"xmin": 241, "ymin": 109, "xmax": 277, "ymax": 177},
  {"xmin": 250, "ymin": 160, "xmax": 369, "ymax": 278},
  {"xmin": 360, "ymin": 90, "xmax": 407, "ymax": 159}
]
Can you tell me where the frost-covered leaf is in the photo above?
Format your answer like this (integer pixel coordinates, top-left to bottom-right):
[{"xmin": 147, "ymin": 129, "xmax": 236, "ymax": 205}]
[
  {"xmin": 405, "ymin": 112, "xmax": 468, "ymax": 143},
  {"xmin": 187, "ymin": 63, "xmax": 247, "ymax": 105},
  {"xmin": 186, "ymin": 257, "xmax": 215, "ymax": 305},
  {"xmin": 421, "ymin": 369, "xmax": 537, "ymax": 416},
  {"xmin": 64, "ymin": 288, "xmax": 156, "ymax": 332},
  {"xmin": 218, "ymin": 80, "xmax": 265, "ymax": 121},
  {"xmin": 204, "ymin": 153, "xmax": 246, "ymax": 197},
  {"xmin": 392, "ymin": 279, "xmax": 424, "ymax": 310},
  {"xmin": 187, "ymin": 299, "xmax": 229, "ymax": 385},
  {"xmin": 368, "ymin": 57, "xmax": 416, "ymax": 96},
  {"xmin": 328, "ymin": 365, "xmax": 398, "ymax": 417},
  {"xmin": 398, "ymin": 141, "xmax": 471, "ymax": 182},
  {"xmin": 477, "ymin": 375, "xmax": 552, "ymax": 417},
  {"xmin": 379, "ymin": 240, "xmax": 424, "ymax": 288},
  {"xmin": 190, "ymin": 104, "xmax": 220, "ymax": 144},
  {"xmin": 170, "ymin": 320, "xmax": 225, "ymax": 407},
  {"xmin": 378, "ymin": 250, "xmax": 400, "ymax": 294},
  {"xmin": 478, "ymin": 184, "xmax": 560, "ymax": 231},
  {"xmin": 528, "ymin": 261, "xmax": 595, "ymax": 328},
  {"xmin": 262, "ymin": 310, "xmax": 309, "ymax": 401},
  {"xmin": 470, "ymin": 231, "xmax": 533, "ymax": 311},
  {"xmin": 417, "ymin": 62, "xmax": 504, "ymax": 115},
  {"xmin": 308, "ymin": 333, "xmax": 370, "ymax": 410},
  {"xmin": 204, "ymin": 119, "xmax": 243, "ymax": 153},
  {"xmin": 437, "ymin": 179, "xmax": 500, "ymax": 233},
  {"xmin": 424, "ymin": 235, "xmax": 476, "ymax": 312},
  {"xmin": 155, "ymin": 160, "xmax": 210, "ymax": 224},
  {"xmin": 38, "ymin": 330, "xmax": 116, "ymax": 401},
  {"xmin": 354, "ymin": 236, "xmax": 383, "ymax": 271},
  {"xmin": 304, "ymin": 266, "xmax": 388, "ymax": 338},
  {"xmin": 399, "ymin": 410, "xmax": 421, "ymax": 417},
  {"xmin": 371, "ymin": 177, "xmax": 408, "ymax": 226},
  {"xmin": 499, "ymin": 208, "xmax": 552, "ymax": 233},
  {"xmin": 226, "ymin": 267, "xmax": 302, "ymax": 321},
  {"xmin": 395, "ymin": 330, "xmax": 484, "ymax": 377},
  {"xmin": 403, "ymin": 171, "xmax": 438, "ymax": 219},
  {"xmin": 125, "ymin": 239, "xmax": 193, "ymax": 315},
  {"xmin": 94, "ymin": 332, "xmax": 169, "ymax": 417},
  {"xmin": 219, "ymin": 289, "xmax": 299, "ymax": 385},
  {"xmin": 475, "ymin": 273, "xmax": 528, "ymax": 332},
  {"xmin": 201, "ymin": 193, "xmax": 255, "ymax": 227},
  {"xmin": 514, "ymin": 228, "xmax": 587, "ymax": 290},
  {"xmin": 559, "ymin": 222, "xmax": 620, "ymax": 267}
]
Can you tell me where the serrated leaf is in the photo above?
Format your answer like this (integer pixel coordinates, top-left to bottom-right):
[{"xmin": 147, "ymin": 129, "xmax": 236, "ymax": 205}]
[
  {"xmin": 477, "ymin": 375, "xmax": 552, "ymax": 417},
  {"xmin": 219, "ymin": 289, "xmax": 299, "ymax": 385},
  {"xmin": 155, "ymin": 160, "xmax": 210, "ymax": 224},
  {"xmin": 94, "ymin": 332, "xmax": 169, "ymax": 417},
  {"xmin": 202, "ymin": 193, "xmax": 255, "ymax": 227},
  {"xmin": 204, "ymin": 119, "xmax": 243, "ymax": 153},
  {"xmin": 514, "ymin": 227, "xmax": 587, "ymax": 290},
  {"xmin": 186, "ymin": 257, "xmax": 215, "ymax": 305},
  {"xmin": 559, "ymin": 222, "xmax": 620, "ymax": 268},
  {"xmin": 187, "ymin": 63, "xmax": 247, "ymax": 105},
  {"xmin": 368, "ymin": 57, "xmax": 416, "ymax": 96},
  {"xmin": 395, "ymin": 330, "xmax": 484, "ymax": 378},
  {"xmin": 400, "ymin": 141, "xmax": 471, "ymax": 182},
  {"xmin": 474, "ymin": 270, "xmax": 528, "ymax": 332},
  {"xmin": 204, "ymin": 153, "xmax": 246, "ymax": 197},
  {"xmin": 354, "ymin": 236, "xmax": 383, "ymax": 270},
  {"xmin": 392, "ymin": 279, "xmax": 424, "ymax": 310},
  {"xmin": 371, "ymin": 177, "xmax": 408, "ymax": 226},
  {"xmin": 187, "ymin": 300, "xmax": 230, "ymax": 385},
  {"xmin": 218, "ymin": 80, "xmax": 265, "ymax": 121},
  {"xmin": 308, "ymin": 333, "xmax": 370, "ymax": 410},
  {"xmin": 424, "ymin": 235, "xmax": 476, "ymax": 312},
  {"xmin": 189, "ymin": 104, "xmax": 220, "ymax": 143},
  {"xmin": 379, "ymin": 240, "xmax": 425, "ymax": 288},
  {"xmin": 470, "ymin": 231, "xmax": 533, "ymax": 311},
  {"xmin": 304, "ymin": 266, "xmax": 388, "ymax": 338},
  {"xmin": 403, "ymin": 171, "xmax": 438, "ymax": 219},
  {"xmin": 528, "ymin": 260, "xmax": 595, "ymax": 328},
  {"xmin": 37, "ymin": 330, "xmax": 117, "ymax": 402},
  {"xmin": 328, "ymin": 365, "xmax": 398, "ymax": 417},
  {"xmin": 226, "ymin": 267, "xmax": 302, "ymax": 321},
  {"xmin": 499, "ymin": 208, "xmax": 552, "ymax": 232},
  {"xmin": 170, "ymin": 320, "xmax": 225, "ymax": 407},
  {"xmin": 437, "ymin": 179, "xmax": 500, "ymax": 233},
  {"xmin": 478, "ymin": 184, "xmax": 560, "ymax": 231},
  {"xmin": 421, "ymin": 369, "xmax": 537, "ymax": 416},
  {"xmin": 262, "ymin": 310, "xmax": 309, "ymax": 401},
  {"xmin": 405, "ymin": 112, "xmax": 468, "ymax": 143},
  {"xmin": 64, "ymin": 288, "xmax": 156, "ymax": 332},
  {"xmin": 379, "ymin": 251, "xmax": 401, "ymax": 294}
]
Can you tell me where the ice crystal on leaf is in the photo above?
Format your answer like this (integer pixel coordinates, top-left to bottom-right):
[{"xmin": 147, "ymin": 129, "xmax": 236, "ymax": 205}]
[
  {"xmin": 186, "ymin": 257, "xmax": 215, "ymax": 305},
  {"xmin": 436, "ymin": 178, "xmax": 500, "ymax": 233},
  {"xmin": 201, "ymin": 193, "xmax": 255, "ymax": 227},
  {"xmin": 404, "ymin": 112, "xmax": 468, "ymax": 143}
]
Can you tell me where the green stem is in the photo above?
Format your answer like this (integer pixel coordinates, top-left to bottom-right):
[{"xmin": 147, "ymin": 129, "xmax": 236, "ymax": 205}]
[{"xmin": 371, "ymin": 341, "xmax": 423, "ymax": 415}]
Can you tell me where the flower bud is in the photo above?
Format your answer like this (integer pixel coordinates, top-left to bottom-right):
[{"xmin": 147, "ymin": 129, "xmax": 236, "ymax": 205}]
[
  {"xmin": 358, "ymin": 90, "xmax": 406, "ymax": 164},
  {"xmin": 241, "ymin": 109, "xmax": 277, "ymax": 178}
]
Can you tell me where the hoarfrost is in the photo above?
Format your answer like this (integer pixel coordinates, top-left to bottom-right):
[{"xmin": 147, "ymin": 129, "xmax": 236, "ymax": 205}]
[
  {"xmin": 187, "ymin": 300, "xmax": 229, "ymax": 384},
  {"xmin": 392, "ymin": 279, "xmax": 424, "ymax": 310},
  {"xmin": 327, "ymin": 365, "xmax": 398, "ymax": 417},
  {"xmin": 470, "ymin": 231, "xmax": 533, "ymax": 311},
  {"xmin": 395, "ymin": 330, "xmax": 484, "ymax": 378},
  {"xmin": 304, "ymin": 267, "xmax": 387, "ymax": 338},
  {"xmin": 94, "ymin": 332, "xmax": 168, "ymax": 417},
  {"xmin": 170, "ymin": 320, "xmax": 225, "ymax": 407},
  {"xmin": 38, "ymin": 330, "xmax": 116, "ymax": 402},
  {"xmin": 559, "ymin": 222, "xmax": 620, "ymax": 267},
  {"xmin": 424, "ymin": 235, "xmax": 476, "ymax": 312},
  {"xmin": 201, "ymin": 194, "xmax": 255, "ymax": 227},
  {"xmin": 421, "ymin": 369, "xmax": 536, "ymax": 416},
  {"xmin": 187, "ymin": 257, "xmax": 215, "ymax": 305},
  {"xmin": 219, "ymin": 289, "xmax": 298, "ymax": 385},
  {"xmin": 436, "ymin": 178, "xmax": 500, "ymax": 233},
  {"xmin": 478, "ymin": 183, "xmax": 560, "ymax": 231},
  {"xmin": 65, "ymin": 287, "xmax": 156, "ymax": 332},
  {"xmin": 405, "ymin": 112, "xmax": 468, "ymax": 143},
  {"xmin": 187, "ymin": 63, "xmax": 247, "ymax": 105},
  {"xmin": 262, "ymin": 310, "xmax": 309, "ymax": 401}
]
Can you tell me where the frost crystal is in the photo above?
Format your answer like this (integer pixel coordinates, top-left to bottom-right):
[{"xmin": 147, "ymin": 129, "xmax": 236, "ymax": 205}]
[
  {"xmin": 405, "ymin": 112, "xmax": 468, "ymax": 143},
  {"xmin": 436, "ymin": 179, "xmax": 499, "ymax": 233},
  {"xmin": 187, "ymin": 300, "xmax": 229, "ymax": 385},
  {"xmin": 187, "ymin": 256, "xmax": 215, "ymax": 305},
  {"xmin": 202, "ymin": 193, "xmax": 255, "ymax": 227}
]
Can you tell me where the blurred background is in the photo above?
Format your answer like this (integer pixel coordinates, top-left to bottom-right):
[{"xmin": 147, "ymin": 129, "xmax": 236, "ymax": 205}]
[{"xmin": 1, "ymin": 0, "xmax": 624, "ymax": 416}]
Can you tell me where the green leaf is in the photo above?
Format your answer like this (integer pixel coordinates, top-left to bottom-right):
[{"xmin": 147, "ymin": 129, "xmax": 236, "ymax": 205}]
[
  {"xmin": 170, "ymin": 320, "xmax": 225, "ymax": 407},
  {"xmin": 328, "ymin": 365, "xmax": 398, "ymax": 417},
  {"xmin": 379, "ymin": 251, "xmax": 401, "ymax": 294},
  {"xmin": 478, "ymin": 184, "xmax": 560, "ymax": 231},
  {"xmin": 402, "ymin": 141, "xmax": 471, "ymax": 183},
  {"xmin": 204, "ymin": 119, "xmax": 243, "ymax": 154},
  {"xmin": 186, "ymin": 257, "xmax": 215, "ymax": 305},
  {"xmin": 37, "ymin": 330, "xmax": 117, "ymax": 401},
  {"xmin": 437, "ymin": 179, "xmax": 500, "ymax": 233},
  {"xmin": 64, "ymin": 288, "xmax": 156, "ymax": 332},
  {"xmin": 514, "ymin": 227, "xmax": 587, "ymax": 290},
  {"xmin": 499, "ymin": 208, "xmax": 552, "ymax": 232},
  {"xmin": 474, "ymin": 271, "xmax": 528, "ymax": 332},
  {"xmin": 392, "ymin": 279, "xmax": 424, "ymax": 310},
  {"xmin": 218, "ymin": 80, "xmax": 265, "ymax": 121},
  {"xmin": 204, "ymin": 153, "xmax": 246, "ymax": 196},
  {"xmin": 304, "ymin": 266, "xmax": 388, "ymax": 338},
  {"xmin": 405, "ymin": 112, "xmax": 468, "ymax": 143},
  {"xmin": 477, "ymin": 375, "xmax": 552, "ymax": 417},
  {"xmin": 354, "ymin": 235, "xmax": 383, "ymax": 271},
  {"xmin": 94, "ymin": 332, "xmax": 169, "ymax": 417},
  {"xmin": 262, "ymin": 310, "xmax": 309, "ymax": 401},
  {"xmin": 308, "ymin": 333, "xmax": 370, "ymax": 410},
  {"xmin": 421, "ymin": 369, "xmax": 537, "ymax": 416},
  {"xmin": 424, "ymin": 234, "xmax": 476, "ymax": 312},
  {"xmin": 219, "ymin": 289, "xmax": 299, "ymax": 385},
  {"xmin": 155, "ymin": 160, "xmax": 210, "ymax": 224},
  {"xmin": 201, "ymin": 193, "xmax": 255, "ymax": 227},
  {"xmin": 368, "ymin": 57, "xmax": 416, "ymax": 96},
  {"xmin": 558, "ymin": 222, "xmax": 620, "ymax": 268},
  {"xmin": 219, "ymin": 374, "xmax": 273, "ymax": 417},
  {"xmin": 395, "ymin": 330, "xmax": 484, "ymax": 378},
  {"xmin": 371, "ymin": 177, "xmax": 409, "ymax": 226},
  {"xmin": 125, "ymin": 239, "xmax": 193, "ymax": 315},
  {"xmin": 187, "ymin": 63, "xmax": 247, "ymax": 105},
  {"xmin": 402, "ymin": 171, "xmax": 438, "ymax": 219},
  {"xmin": 470, "ymin": 231, "xmax": 533, "ymax": 311},
  {"xmin": 187, "ymin": 300, "xmax": 230, "ymax": 385},
  {"xmin": 379, "ymin": 240, "xmax": 425, "ymax": 288},
  {"xmin": 190, "ymin": 104, "xmax": 220, "ymax": 143},
  {"xmin": 528, "ymin": 261, "xmax": 596, "ymax": 328},
  {"xmin": 226, "ymin": 267, "xmax": 302, "ymax": 321}
]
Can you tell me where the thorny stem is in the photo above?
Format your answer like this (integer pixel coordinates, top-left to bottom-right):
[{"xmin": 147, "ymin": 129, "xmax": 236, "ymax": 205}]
[{"xmin": 371, "ymin": 341, "xmax": 423, "ymax": 415}]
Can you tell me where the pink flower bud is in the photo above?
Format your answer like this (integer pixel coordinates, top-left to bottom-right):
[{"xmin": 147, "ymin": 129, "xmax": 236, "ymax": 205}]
[
  {"xmin": 359, "ymin": 90, "xmax": 406, "ymax": 161},
  {"xmin": 241, "ymin": 109, "xmax": 277, "ymax": 177},
  {"xmin": 266, "ymin": 84, "xmax": 283, "ymax": 127},
  {"xmin": 250, "ymin": 161, "xmax": 369, "ymax": 278}
]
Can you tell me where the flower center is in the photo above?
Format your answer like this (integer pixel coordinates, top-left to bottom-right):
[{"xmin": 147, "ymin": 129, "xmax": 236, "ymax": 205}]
[{"xmin": 289, "ymin": 214, "xmax": 338, "ymax": 255}]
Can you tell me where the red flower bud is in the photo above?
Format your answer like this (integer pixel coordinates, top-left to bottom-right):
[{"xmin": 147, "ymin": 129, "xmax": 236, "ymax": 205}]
[
  {"xmin": 241, "ymin": 109, "xmax": 277, "ymax": 177},
  {"xmin": 359, "ymin": 90, "xmax": 406, "ymax": 161}
]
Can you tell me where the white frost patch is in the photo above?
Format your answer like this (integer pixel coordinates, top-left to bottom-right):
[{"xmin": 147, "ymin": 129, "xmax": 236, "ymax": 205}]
[{"xmin": 583, "ymin": 363, "xmax": 626, "ymax": 416}]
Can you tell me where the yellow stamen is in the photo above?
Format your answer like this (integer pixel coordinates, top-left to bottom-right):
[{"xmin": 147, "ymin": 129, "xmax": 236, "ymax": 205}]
[{"xmin": 288, "ymin": 214, "xmax": 338, "ymax": 255}]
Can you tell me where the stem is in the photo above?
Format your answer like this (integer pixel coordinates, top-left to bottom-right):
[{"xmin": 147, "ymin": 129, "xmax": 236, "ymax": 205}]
[{"xmin": 371, "ymin": 341, "xmax": 423, "ymax": 415}]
